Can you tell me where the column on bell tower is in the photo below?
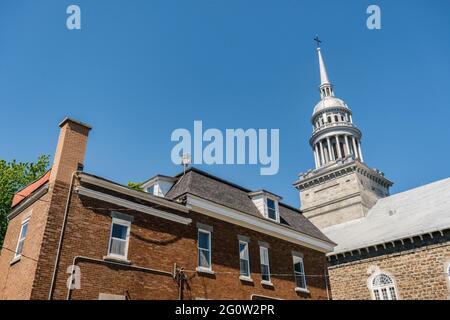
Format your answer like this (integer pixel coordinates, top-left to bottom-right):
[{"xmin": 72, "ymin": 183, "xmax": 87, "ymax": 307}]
[{"xmin": 309, "ymin": 43, "xmax": 364, "ymax": 169}]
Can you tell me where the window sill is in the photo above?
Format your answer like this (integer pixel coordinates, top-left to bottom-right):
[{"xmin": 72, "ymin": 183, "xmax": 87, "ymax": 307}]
[
  {"xmin": 103, "ymin": 255, "xmax": 132, "ymax": 265},
  {"xmin": 261, "ymin": 280, "xmax": 274, "ymax": 287},
  {"xmin": 239, "ymin": 276, "xmax": 254, "ymax": 283},
  {"xmin": 196, "ymin": 267, "xmax": 215, "ymax": 275},
  {"xmin": 10, "ymin": 255, "xmax": 21, "ymax": 266},
  {"xmin": 295, "ymin": 287, "xmax": 310, "ymax": 294}
]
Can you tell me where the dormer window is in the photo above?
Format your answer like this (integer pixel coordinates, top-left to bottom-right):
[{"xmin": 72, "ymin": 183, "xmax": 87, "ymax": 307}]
[
  {"xmin": 267, "ymin": 199, "xmax": 277, "ymax": 221},
  {"xmin": 249, "ymin": 190, "xmax": 281, "ymax": 223},
  {"xmin": 141, "ymin": 175, "xmax": 176, "ymax": 198},
  {"xmin": 146, "ymin": 185, "xmax": 155, "ymax": 195}
]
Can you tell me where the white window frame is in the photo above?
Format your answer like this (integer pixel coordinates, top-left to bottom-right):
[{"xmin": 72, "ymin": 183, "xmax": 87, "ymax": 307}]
[
  {"xmin": 107, "ymin": 218, "xmax": 131, "ymax": 260},
  {"xmin": 293, "ymin": 255, "xmax": 308, "ymax": 292},
  {"xmin": 14, "ymin": 217, "xmax": 30, "ymax": 260},
  {"xmin": 197, "ymin": 229, "xmax": 212, "ymax": 272},
  {"xmin": 146, "ymin": 185, "xmax": 155, "ymax": 195},
  {"xmin": 447, "ymin": 263, "xmax": 450, "ymax": 282},
  {"xmin": 445, "ymin": 261, "xmax": 450, "ymax": 298},
  {"xmin": 369, "ymin": 272, "xmax": 399, "ymax": 300},
  {"xmin": 259, "ymin": 246, "xmax": 272, "ymax": 285},
  {"xmin": 265, "ymin": 197, "xmax": 280, "ymax": 223},
  {"xmin": 239, "ymin": 240, "xmax": 251, "ymax": 280}
]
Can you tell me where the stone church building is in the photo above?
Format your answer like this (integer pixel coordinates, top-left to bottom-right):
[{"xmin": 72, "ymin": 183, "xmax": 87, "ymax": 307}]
[{"xmin": 294, "ymin": 45, "xmax": 450, "ymax": 300}]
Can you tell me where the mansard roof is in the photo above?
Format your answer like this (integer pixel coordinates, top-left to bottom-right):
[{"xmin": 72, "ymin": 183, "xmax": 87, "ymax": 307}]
[
  {"xmin": 323, "ymin": 177, "xmax": 450, "ymax": 255},
  {"xmin": 166, "ymin": 167, "xmax": 332, "ymax": 243}
]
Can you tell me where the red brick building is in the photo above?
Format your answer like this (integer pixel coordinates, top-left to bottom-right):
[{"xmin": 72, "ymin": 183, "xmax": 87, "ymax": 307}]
[{"xmin": 0, "ymin": 118, "xmax": 335, "ymax": 300}]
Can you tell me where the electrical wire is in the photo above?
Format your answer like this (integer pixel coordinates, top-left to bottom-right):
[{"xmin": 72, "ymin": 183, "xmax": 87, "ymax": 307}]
[
  {"xmin": 1, "ymin": 243, "xmax": 448, "ymax": 278},
  {"xmin": 0, "ymin": 246, "xmax": 39, "ymax": 262},
  {"xmin": 4, "ymin": 186, "xmax": 450, "ymax": 279}
]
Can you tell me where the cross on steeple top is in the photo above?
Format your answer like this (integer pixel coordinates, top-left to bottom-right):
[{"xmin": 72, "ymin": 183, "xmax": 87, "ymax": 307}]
[{"xmin": 314, "ymin": 36, "xmax": 322, "ymax": 48}]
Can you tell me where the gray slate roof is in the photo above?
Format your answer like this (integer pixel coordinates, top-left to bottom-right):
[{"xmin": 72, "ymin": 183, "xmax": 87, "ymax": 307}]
[
  {"xmin": 166, "ymin": 168, "xmax": 332, "ymax": 243},
  {"xmin": 323, "ymin": 177, "xmax": 450, "ymax": 254}
]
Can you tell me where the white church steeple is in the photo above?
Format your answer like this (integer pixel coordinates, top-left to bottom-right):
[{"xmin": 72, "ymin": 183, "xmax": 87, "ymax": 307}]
[
  {"xmin": 293, "ymin": 38, "xmax": 393, "ymax": 229},
  {"xmin": 310, "ymin": 38, "xmax": 364, "ymax": 169},
  {"xmin": 317, "ymin": 47, "xmax": 334, "ymax": 98}
]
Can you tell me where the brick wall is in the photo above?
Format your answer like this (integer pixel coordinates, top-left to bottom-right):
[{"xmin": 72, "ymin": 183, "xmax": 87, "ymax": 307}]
[
  {"xmin": 48, "ymin": 189, "xmax": 330, "ymax": 300},
  {"xmin": 1, "ymin": 117, "xmax": 330, "ymax": 300},
  {"xmin": 0, "ymin": 191, "xmax": 50, "ymax": 299},
  {"xmin": 328, "ymin": 242, "xmax": 450, "ymax": 300}
]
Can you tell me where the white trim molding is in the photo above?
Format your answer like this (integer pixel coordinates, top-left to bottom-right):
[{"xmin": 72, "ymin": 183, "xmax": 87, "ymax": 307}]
[
  {"xmin": 75, "ymin": 186, "xmax": 192, "ymax": 225},
  {"xmin": 186, "ymin": 195, "xmax": 335, "ymax": 253},
  {"xmin": 78, "ymin": 173, "xmax": 189, "ymax": 213},
  {"xmin": 445, "ymin": 260, "xmax": 450, "ymax": 299}
]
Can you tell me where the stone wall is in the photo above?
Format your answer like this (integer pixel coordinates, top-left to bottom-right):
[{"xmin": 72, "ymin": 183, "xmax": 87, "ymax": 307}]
[{"xmin": 328, "ymin": 242, "xmax": 450, "ymax": 300}]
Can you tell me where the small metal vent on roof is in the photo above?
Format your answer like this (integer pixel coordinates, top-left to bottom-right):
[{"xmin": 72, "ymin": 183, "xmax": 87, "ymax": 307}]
[{"xmin": 389, "ymin": 209, "xmax": 396, "ymax": 216}]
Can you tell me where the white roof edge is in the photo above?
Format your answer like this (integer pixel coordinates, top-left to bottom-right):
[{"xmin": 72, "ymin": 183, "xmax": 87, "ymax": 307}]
[{"xmin": 328, "ymin": 225, "xmax": 449, "ymax": 256}]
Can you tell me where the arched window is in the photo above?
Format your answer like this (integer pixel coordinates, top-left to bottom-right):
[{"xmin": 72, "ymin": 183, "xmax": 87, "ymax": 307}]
[
  {"xmin": 447, "ymin": 264, "xmax": 450, "ymax": 282},
  {"xmin": 371, "ymin": 273, "xmax": 398, "ymax": 300}
]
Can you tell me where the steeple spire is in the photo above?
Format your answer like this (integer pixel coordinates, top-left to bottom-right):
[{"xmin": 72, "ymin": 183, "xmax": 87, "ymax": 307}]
[
  {"xmin": 308, "ymin": 37, "xmax": 364, "ymax": 170},
  {"xmin": 314, "ymin": 37, "xmax": 334, "ymax": 99},
  {"xmin": 317, "ymin": 47, "xmax": 330, "ymax": 86}
]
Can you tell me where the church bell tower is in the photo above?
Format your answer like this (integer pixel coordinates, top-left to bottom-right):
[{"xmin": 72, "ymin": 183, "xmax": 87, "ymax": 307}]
[{"xmin": 293, "ymin": 39, "xmax": 393, "ymax": 229}]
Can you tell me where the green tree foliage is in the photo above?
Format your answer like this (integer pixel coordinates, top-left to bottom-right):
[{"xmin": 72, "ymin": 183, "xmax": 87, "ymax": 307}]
[
  {"xmin": 0, "ymin": 155, "xmax": 50, "ymax": 247},
  {"xmin": 127, "ymin": 181, "xmax": 143, "ymax": 191}
]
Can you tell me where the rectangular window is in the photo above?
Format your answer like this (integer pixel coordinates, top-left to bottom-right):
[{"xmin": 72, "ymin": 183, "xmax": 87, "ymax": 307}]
[
  {"xmin": 373, "ymin": 289, "xmax": 380, "ymax": 300},
  {"xmin": 267, "ymin": 199, "xmax": 277, "ymax": 221},
  {"xmin": 146, "ymin": 185, "xmax": 155, "ymax": 195},
  {"xmin": 15, "ymin": 219, "xmax": 30, "ymax": 258},
  {"xmin": 259, "ymin": 246, "xmax": 271, "ymax": 283},
  {"xmin": 198, "ymin": 229, "xmax": 211, "ymax": 270},
  {"xmin": 381, "ymin": 288, "xmax": 388, "ymax": 300},
  {"xmin": 239, "ymin": 241, "xmax": 250, "ymax": 278},
  {"xmin": 293, "ymin": 255, "xmax": 307, "ymax": 290},
  {"xmin": 108, "ymin": 218, "xmax": 130, "ymax": 259},
  {"xmin": 389, "ymin": 287, "xmax": 397, "ymax": 300}
]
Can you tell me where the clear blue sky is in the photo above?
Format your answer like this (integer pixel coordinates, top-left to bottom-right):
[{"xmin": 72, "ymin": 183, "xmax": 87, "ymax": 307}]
[{"xmin": 1, "ymin": 0, "xmax": 450, "ymax": 207}]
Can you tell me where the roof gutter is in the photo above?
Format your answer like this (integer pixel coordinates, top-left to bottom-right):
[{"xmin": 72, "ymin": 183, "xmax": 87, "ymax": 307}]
[
  {"xmin": 75, "ymin": 186, "xmax": 192, "ymax": 225},
  {"xmin": 328, "ymin": 227, "xmax": 449, "ymax": 257},
  {"xmin": 78, "ymin": 173, "xmax": 189, "ymax": 213},
  {"xmin": 186, "ymin": 194, "xmax": 335, "ymax": 253}
]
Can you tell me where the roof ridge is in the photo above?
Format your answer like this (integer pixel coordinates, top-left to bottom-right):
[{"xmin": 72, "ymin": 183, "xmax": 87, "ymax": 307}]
[
  {"xmin": 377, "ymin": 176, "xmax": 450, "ymax": 204},
  {"xmin": 176, "ymin": 167, "xmax": 253, "ymax": 193}
]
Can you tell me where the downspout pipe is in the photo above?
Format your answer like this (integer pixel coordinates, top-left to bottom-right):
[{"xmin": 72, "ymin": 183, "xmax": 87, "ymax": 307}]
[
  {"xmin": 66, "ymin": 256, "xmax": 175, "ymax": 300},
  {"xmin": 48, "ymin": 171, "xmax": 79, "ymax": 300}
]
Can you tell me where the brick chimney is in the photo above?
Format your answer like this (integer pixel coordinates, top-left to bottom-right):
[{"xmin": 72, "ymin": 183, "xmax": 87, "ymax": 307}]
[{"xmin": 49, "ymin": 118, "xmax": 91, "ymax": 186}]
